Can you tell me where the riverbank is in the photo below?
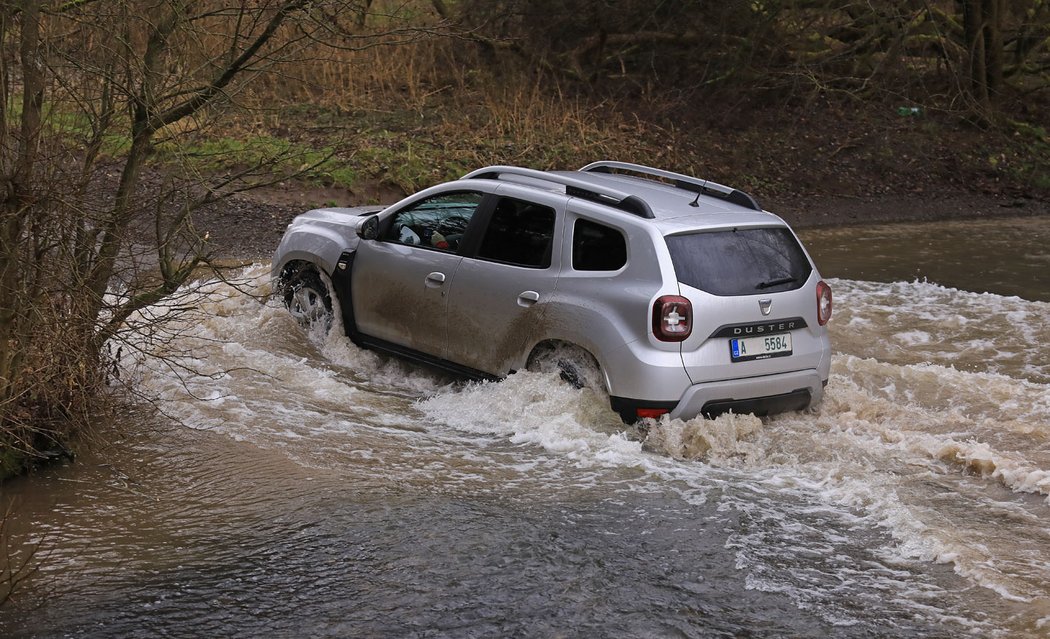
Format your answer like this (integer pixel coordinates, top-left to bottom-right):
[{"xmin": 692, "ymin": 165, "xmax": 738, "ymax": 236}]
[
  {"xmin": 198, "ymin": 179, "xmax": 1050, "ymax": 261},
  {"xmin": 169, "ymin": 96, "xmax": 1049, "ymax": 261},
  {"xmin": 772, "ymin": 191, "xmax": 1049, "ymax": 229}
]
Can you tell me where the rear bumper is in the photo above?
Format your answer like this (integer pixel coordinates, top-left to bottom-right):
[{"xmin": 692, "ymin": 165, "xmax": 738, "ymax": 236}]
[
  {"xmin": 670, "ymin": 368, "xmax": 826, "ymax": 421},
  {"xmin": 698, "ymin": 388, "xmax": 812, "ymax": 418},
  {"xmin": 611, "ymin": 368, "xmax": 826, "ymax": 423}
]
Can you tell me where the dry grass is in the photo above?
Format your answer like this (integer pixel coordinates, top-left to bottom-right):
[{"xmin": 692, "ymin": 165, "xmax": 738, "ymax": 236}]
[
  {"xmin": 183, "ymin": 32, "xmax": 718, "ymax": 195},
  {"xmin": 135, "ymin": 1, "xmax": 1050, "ymax": 205}
]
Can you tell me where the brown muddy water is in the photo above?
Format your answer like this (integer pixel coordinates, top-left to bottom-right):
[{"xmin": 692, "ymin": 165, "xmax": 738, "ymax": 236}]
[{"xmin": 1, "ymin": 216, "xmax": 1049, "ymax": 638}]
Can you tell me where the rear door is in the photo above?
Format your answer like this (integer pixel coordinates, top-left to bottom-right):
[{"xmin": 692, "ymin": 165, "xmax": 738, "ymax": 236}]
[
  {"xmin": 444, "ymin": 193, "xmax": 562, "ymax": 375},
  {"xmin": 351, "ymin": 190, "xmax": 486, "ymax": 358}
]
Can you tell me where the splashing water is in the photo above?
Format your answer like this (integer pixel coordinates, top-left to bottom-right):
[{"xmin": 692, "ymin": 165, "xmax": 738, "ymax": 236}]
[{"xmin": 119, "ymin": 264, "xmax": 1050, "ymax": 635}]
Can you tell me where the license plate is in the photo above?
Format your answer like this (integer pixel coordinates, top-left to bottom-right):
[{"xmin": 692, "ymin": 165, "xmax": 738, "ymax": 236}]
[{"xmin": 730, "ymin": 333, "xmax": 792, "ymax": 362}]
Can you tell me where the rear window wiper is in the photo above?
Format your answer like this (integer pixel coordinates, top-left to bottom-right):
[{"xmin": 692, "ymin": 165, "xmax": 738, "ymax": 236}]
[{"xmin": 756, "ymin": 276, "xmax": 797, "ymax": 290}]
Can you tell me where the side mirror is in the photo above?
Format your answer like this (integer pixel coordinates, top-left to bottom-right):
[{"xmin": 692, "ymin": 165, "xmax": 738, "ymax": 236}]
[{"xmin": 356, "ymin": 215, "xmax": 379, "ymax": 241}]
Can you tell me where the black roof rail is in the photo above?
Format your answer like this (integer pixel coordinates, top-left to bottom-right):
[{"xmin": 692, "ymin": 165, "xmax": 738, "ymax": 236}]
[
  {"xmin": 461, "ymin": 165, "xmax": 655, "ymax": 219},
  {"xmin": 579, "ymin": 160, "xmax": 762, "ymax": 212}
]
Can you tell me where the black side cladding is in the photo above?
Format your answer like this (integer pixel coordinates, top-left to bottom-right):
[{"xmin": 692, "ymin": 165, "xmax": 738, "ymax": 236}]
[{"xmin": 329, "ymin": 251, "xmax": 360, "ymax": 344}]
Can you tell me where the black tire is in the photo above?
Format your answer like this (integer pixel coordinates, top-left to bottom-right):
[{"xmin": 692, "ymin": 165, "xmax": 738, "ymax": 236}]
[
  {"xmin": 281, "ymin": 267, "xmax": 333, "ymax": 329},
  {"xmin": 526, "ymin": 342, "xmax": 604, "ymax": 391}
]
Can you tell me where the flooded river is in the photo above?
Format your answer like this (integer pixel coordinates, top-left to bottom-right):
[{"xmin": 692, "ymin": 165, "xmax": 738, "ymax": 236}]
[{"xmin": 2, "ymin": 216, "xmax": 1049, "ymax": 638}]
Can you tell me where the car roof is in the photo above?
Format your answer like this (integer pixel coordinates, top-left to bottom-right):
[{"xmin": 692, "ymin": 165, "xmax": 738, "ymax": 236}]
[
  {"xmin": 550, "ymin": 170, "xmax": 783, "ymax": 228},
  {"xmin": 460, "ymin": 162, "xmax": 786, "ymax": 231}
]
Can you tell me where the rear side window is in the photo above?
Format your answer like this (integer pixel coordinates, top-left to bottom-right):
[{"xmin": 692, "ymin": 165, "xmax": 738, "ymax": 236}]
[
  {"xmin": 665, "ymin": 227, "xmax": 812, "ymax": 296},
  {"xmin": 476, "ymin": 198, "xmax": 556, "ymax": 268},
  {"xmin": 572, "ymin": 219, "xmax": 626, "ymax": 271}
]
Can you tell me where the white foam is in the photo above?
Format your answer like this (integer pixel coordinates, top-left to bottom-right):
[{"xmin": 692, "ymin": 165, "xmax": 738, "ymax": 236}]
[
  {"xmin": 829, "ymin": 277, "xmax": 1050, "ymax": 384},
  {"xmin": 894, "ymin": 330, "xmax": 932, "ymax": 346},
  {"xmin": 419, "ymin": 371, "xmax": 644, "ymax": 464},
  {"xmin": 754, "ymin": 357, "xmax": 1050, "ymax": 605}
]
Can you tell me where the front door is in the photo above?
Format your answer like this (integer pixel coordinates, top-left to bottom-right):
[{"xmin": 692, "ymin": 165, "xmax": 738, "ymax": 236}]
[{"xmin": 351, "ymin": 191, "xmax": 485, "ymax": 359}]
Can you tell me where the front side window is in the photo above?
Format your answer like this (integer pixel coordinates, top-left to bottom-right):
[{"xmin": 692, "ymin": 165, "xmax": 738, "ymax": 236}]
[
  {"xmin": 665, "ymin": 227, "xmax": 813, "ymax": 296},
  {"xmin": 384, "ymin": 191, "xmax": 483, "ymax": 252},
  {"xmin": 476, "ymin": 198, "xmax": 556, "ymax": 268},
  {"xmin": 572, "ymin": 218, "xmax": 626, "ymax": 271}
]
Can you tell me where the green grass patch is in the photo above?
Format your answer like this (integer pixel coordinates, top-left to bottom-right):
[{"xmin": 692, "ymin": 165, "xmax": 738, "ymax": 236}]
[
  {"xmin": 6, "ymin": 97, "xmax": 133, "ymax": 156},
  {"xmin": 154, "ymin": 134, "xmax": 359, "ymax": 189}
]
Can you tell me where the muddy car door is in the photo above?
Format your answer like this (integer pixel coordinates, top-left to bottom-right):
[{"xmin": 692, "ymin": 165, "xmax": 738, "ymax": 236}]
[
  {"xmin": 351, "ymin": 191, "xmax": 486, "ymax": 359},
  {"xmin": 444, "ymin": 192, "xmax": 563, "ymax": 374}
]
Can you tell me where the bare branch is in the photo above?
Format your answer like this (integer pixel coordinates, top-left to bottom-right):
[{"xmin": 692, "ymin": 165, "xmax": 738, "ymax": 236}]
[{"xmin": 152, "ymin": 0, "xmax": 310, "ymax": 132}]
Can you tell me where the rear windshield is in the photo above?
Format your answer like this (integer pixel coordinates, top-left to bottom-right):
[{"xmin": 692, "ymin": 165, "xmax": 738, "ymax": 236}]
[{"xmin": 665, "ymin": 227, "xmax": 812, "ymax": 296}]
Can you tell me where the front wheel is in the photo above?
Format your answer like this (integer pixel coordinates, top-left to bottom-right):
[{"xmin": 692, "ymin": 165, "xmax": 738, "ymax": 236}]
[{"xmin": 281, "ymin": 267, "xmax": 333, "ymax": 329}]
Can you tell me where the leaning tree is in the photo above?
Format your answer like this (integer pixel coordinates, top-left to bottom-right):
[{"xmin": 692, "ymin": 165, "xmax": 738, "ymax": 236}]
[{"xmin": 0, "ymin": 0, "xmax": 444, "ymax": 472}]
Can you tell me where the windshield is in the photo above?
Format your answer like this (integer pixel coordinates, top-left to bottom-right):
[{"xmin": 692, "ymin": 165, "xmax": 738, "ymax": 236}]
[{"xmin": 665, "ymin": 227, "xmax": 813, "ymax": 296}]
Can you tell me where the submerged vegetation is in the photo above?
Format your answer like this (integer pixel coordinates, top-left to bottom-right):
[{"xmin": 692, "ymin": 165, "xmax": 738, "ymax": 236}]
[{"xmin": 0, "ymin": 0, "xmax": 1048, "ymax": 483}]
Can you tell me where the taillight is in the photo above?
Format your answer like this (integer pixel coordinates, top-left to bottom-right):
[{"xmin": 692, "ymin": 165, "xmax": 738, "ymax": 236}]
[
  {"xmin": 816, "ymin": 280, "xmax": 833, "ymax": 326},
  {"xmin": 637, "ymin": 407, "xmax": 670, "ymax": 419},
  {"xmin": 652, "ymin": 295, "xmax": 692, "ymax": 342}
]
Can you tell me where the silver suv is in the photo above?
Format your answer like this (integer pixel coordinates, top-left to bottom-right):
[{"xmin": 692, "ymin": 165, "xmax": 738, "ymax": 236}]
[{"xmin": 272, "ymin": 161, "xmax": 832, "ymax": 422}]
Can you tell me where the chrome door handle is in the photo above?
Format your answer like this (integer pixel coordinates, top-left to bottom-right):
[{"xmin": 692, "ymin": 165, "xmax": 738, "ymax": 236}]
[
  {"xmin": 517, "ymin": 290, "xmax": 540, "ymax": 307},
  {"xmin": 425, "ymin": 272, "xmax": 446, "ymax": 287}
]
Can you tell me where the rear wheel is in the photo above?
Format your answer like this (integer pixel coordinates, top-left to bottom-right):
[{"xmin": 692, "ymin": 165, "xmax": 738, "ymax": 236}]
[
  {"xmin": 281, "ymin": 266, "xmax": 332, "ymax": 329},
  {"xmin": 526, "ymin": 342, "xmax": 605, "ymax": 391},
  {"xmin": 527, "ymin": 341, "xmax": 636, "ymax": 427}
]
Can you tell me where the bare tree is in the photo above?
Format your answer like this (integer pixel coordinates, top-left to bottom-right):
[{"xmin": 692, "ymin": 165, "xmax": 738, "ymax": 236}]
[{"xmin": 0, "ymin": 0, "xmax": 445, "ymax": 472}]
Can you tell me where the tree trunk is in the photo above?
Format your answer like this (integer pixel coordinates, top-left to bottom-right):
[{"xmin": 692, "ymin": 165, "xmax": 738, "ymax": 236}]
[
  {"xmin": 981, "ymin": 0, "xmax": 1003, "ymax": 96},
  {"xmin": 962, "ymin": 0, "xmax": 989, "ymax": 107},
  {"xmin": 0, "ymin": 0, "xmax": 44, "ymax": 405},
  {"xmin": 962, "ymin": 0, "xmax": 1007, "ymax": 110}
]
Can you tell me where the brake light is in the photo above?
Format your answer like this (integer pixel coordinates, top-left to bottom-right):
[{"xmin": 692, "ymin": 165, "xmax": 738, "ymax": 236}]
[
  {"xmin": 816, "ymin": 280, "xmax": 833, "ymax": 326},
  {"xmin": 637, "ymin": 407, "xmax": 670, "ymax": 419},
  {"xmin": 652, "ymin": 295, "xmax": 692, "ymax": 342}
]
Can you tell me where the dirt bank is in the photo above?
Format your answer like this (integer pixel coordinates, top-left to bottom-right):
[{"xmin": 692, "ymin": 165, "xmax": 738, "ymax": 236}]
[
  {"xmin": 199, "ymin": 182, "xmax": 1049, "ymax": 261},
  {"xmin": 770, "ymin": 191, "xmax": 1048, "ymax": 228}
]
